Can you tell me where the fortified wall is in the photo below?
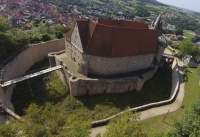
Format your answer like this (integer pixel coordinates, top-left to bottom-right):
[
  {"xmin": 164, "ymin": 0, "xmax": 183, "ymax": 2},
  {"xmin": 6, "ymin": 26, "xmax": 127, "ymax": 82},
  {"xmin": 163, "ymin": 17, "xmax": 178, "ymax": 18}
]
[
  {"xmin": 2, "ymin": 39, "xmax": 65, "ymax": 82},
  {"xmin": 49, "ymin": 19, "xmax": 166, "ymax": 96},
  {"xmin": 50, "ymin": 51, "xmax": 160, "ymax": 96},
  {"xmin": 1, "ymin": 39, "xmax": 66, "ymax": 110}
]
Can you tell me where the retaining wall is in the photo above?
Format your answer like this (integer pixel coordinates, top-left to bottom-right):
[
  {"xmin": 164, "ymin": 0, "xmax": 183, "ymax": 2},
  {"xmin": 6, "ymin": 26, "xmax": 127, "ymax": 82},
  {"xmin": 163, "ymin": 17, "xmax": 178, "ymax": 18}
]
[
  {"xmin": 1, "ymin": 39, "xmax": 66, "ymax": 110},
  {"xmin": 69, "ymin": 76, "xmax": 139, "ymax": 96},
  {"xmin": 63, "ymin": 66, "xmax": 156, "ymax": 96}
]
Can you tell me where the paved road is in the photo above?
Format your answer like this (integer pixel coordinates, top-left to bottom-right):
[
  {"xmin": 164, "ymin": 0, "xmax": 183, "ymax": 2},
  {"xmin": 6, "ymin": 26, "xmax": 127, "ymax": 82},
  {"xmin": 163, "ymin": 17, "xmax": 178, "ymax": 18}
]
[{"xmin": 90, "ymin": 60, "xmax": 184, "ymax": 137}]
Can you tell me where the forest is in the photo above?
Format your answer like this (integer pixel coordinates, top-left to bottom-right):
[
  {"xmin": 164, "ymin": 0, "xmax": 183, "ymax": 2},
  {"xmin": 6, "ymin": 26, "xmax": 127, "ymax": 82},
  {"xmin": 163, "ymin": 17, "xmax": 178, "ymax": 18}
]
[{"xmin": 166, "ymin": 17, "xmax": 200, "ymax": 35}]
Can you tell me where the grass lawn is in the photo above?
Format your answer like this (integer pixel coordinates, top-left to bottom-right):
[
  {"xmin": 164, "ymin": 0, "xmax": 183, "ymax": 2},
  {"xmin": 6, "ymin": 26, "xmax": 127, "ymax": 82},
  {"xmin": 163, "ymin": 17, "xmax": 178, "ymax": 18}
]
[
  {"xmin": 12, "ymin": 59, "xmax": 172, "ymax": 121},
  {"xmin": 183, "ymin": 30, "xmax": 196, "ymax": 40},
  {"xmin": 92, "ymin": 0, "xmax": 103, "ymax": 4},
  {"xmin": 140, "ymin": 67, "xmax": 200, "ymax": 135}
]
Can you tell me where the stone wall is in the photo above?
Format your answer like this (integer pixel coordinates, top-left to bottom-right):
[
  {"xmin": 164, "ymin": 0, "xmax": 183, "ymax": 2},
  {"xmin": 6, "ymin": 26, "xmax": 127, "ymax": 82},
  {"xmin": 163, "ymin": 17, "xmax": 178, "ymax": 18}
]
[
  {"xmin": 65, "ymin": 41, "xmax": 156, "ymax": 76},
  {"xmin": 51, "ymin": 58, "xmax": 156, "ymax": 96},
  {"xmin": 69, "ymin": 76, "xmax": 139, "ymax": 96},
  {"xmin": 86, "ymin": 54, "xmax": 155, "ymax": 76},
  {"xmin": 1, "ymin": 39, "xmax": 66, "ymax": 109},
  {"xmin": 3, "ymin": 39, "xmax": 65, "ymax": 81},
  {"xmin": 65, "ymin": 40, "xmax": 83, "ymax": 65},
  {"xmin": 156, "ymin": 45, "xmax": 166, "ymax": 63},
  {"xmin": 71, "ymin": 24, "xmax": 84, "ymax": 52},
  {"xmin": 51, "ymin": 47, "xmax": 158, "ymax": 96},
  {"xmin": 170, "ymin": 59, "xmax": 179, "ymax": 97}
]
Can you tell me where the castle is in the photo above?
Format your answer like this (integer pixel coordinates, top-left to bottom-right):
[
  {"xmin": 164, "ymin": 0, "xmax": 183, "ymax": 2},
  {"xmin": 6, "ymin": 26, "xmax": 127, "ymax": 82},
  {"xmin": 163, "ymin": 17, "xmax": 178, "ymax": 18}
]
[{"xmin": 48, "ymin": 18, "xmax": 165, "ymax": 96}]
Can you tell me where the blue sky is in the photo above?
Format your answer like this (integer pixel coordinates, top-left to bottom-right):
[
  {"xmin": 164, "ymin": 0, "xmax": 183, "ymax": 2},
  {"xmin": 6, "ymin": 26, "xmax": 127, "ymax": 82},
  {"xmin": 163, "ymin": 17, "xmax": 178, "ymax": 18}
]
[{"xmin": 157, "ymin": 0, "xmax": 200, "ymax": 12}]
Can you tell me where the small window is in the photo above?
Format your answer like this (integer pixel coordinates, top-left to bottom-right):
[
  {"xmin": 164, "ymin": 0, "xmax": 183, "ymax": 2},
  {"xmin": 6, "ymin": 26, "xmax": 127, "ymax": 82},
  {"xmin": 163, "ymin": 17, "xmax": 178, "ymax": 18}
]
[{"xmin": 73, "ymin": 57, "xmax": 76, "ymax": 62}]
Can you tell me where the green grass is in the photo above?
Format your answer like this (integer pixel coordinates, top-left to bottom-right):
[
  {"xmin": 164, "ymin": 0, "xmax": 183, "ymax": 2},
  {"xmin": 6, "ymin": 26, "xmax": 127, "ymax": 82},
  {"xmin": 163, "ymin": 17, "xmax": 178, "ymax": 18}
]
[
  {"xmin": 92, "ymin": 0, "xmax": 103, "ymax": 4},
  {"xmin": 126, "ymin": 6, "xmax": 135, "ymax": 11},
  {"xmin": 183, "ymin": 30, "xmax": 196, "ymax": 39},
  {"xmin": 12, "ymin": 60, "xmax": 172, "ymax": 121},
  {"xmin": 141, "ymin": 67, "xmax": 200, "ymax": 135},
  {"xmin": 11, "ymin": 58, "xmax": 69, "ymax": 116}
]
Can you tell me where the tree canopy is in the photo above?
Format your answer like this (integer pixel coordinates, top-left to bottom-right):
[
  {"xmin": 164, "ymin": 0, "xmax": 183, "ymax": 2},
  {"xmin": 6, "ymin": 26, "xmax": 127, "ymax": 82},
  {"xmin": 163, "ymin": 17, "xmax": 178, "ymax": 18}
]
[
  {"xmin": 0, "ymin": 102, "xmax": 91, "ymax": 137},
  {"xmin": 172, "ymin": 40, "xmax": 200, "ymax": 58},
  {"xmin": 167, "ymin": 99, "xmax": 200, "ymax": 137},
  {"xmin": 175, "ymin": 29, "xmax": 183, "ymax": 35},
  {"xmin": 104, "ymin": 109, "xmax": 147, "ymax": 137},
  {"xmin": 166, "ymin": 17, "xmax": 200, "ymax": 35},
  {"xmin": 192, "ymin": 35, "xmax": 200, "ymax": 43},
  {"xmin": 0, "ymin": 24, "xmax": 72, "ymax": 65},
  {"xmin": 0, "ymin": 15, "xmax": 11, "ymax": 32},
  {"xmin": 135, "ymin": 6, "xmax": 150, "ymax": 17}
]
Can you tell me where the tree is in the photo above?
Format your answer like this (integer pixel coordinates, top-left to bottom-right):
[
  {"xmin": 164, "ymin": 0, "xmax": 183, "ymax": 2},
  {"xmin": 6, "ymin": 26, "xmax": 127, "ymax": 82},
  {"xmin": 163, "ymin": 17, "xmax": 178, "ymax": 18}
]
[
  {"xmin": 177, "ymin": 36, "xmax": 183, "ymax": 41},
  {"xmin": 175, "ymin": 40, "xmax": 200, "ymax": 58},
  {"xmin": 0, "ymin": 123, "xmax": 16, "ymax": 137},
  {"xmin": 0, "ymin": 15, "xmax": 11, "ymax": 32},
  {"xmin": 52, "ymin": 24, "xmax": 72, "ymax": 34},
  {"xmin": 135, "ymin": 6, "xmax": 150, "ymax": 17},
  {"xmin": 0, "ymin": 32, "xmax": 19, "ymax": 62},
  {"xmin": 168, "ymin": 40, "xmax": 172, "ymax": 46},
  {"xmin": 192, "ymin": 35, "xmax": 200, "ymax": 43},
  {"xmin": 10, "ymin": 102, "xmax": 91, "ymax": 137},
  {"xmin": 55, "ymin": 31, "xmax": 64, "ymax": 39},
  {"xmin": 104, "ymin": 109, "xmax": 147, "ymax": 137},
  {"xmin": 175, "ymin": 29, "xmax": 183, "ymax": 35},
  {"xmin": 167, "ymin": 99, "xmax": 200, "ymax": 137},
  {"xmin": 40, "ymin": 33, "xmax": 51, "ymax": 42}
]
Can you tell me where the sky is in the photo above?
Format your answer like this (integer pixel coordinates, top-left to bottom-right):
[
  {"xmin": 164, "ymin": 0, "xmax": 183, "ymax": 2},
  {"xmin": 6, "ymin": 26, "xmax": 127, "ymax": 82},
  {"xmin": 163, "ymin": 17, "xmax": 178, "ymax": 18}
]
[{"xmin": 157, "ymin": 0, "xmax": 200, "ymax": 12}]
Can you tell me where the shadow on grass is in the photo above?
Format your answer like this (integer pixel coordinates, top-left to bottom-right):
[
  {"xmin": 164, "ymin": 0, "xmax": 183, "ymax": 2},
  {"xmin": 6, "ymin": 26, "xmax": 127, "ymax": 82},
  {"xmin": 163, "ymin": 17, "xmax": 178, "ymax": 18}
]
[
  {"xmin": 77, "ymin": 62, "xmax": 172, "ymax": 111},
  {"xmin": 11, "ymin": 59, "xmax": 172, "ymax": 120},
  {"xmin": 11, "ymin": 58, "xmax": 69, "ymax": 116}
]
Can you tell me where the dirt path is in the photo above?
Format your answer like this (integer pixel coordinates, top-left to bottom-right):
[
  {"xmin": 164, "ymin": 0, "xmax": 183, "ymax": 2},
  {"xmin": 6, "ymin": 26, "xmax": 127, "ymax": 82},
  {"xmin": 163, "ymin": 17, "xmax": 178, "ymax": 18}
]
[{"xmin": 90, "ymin": 61, "xmax": 184, "ymax": 137}]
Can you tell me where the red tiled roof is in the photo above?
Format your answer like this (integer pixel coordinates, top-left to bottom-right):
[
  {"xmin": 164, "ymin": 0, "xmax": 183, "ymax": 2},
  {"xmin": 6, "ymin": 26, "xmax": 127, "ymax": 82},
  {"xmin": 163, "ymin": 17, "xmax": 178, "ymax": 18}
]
[
  {"xmin": 98, "ymin": 19, "xmax": 148, "ymax": 29},
  {"xmin": 77, "ymin": 21, "xmax": 89, "ymax": 50},
  {"xmin": 66, "ymin": 19, "xmax": 158, "ymax": 57}
]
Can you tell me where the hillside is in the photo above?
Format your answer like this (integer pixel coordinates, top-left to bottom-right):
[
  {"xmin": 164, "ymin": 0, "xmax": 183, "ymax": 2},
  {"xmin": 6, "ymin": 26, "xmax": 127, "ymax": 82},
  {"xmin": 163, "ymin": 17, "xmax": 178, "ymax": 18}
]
[{"xmin": 40, "ymin": 0, "xmax": 200, "ymax": 20}]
